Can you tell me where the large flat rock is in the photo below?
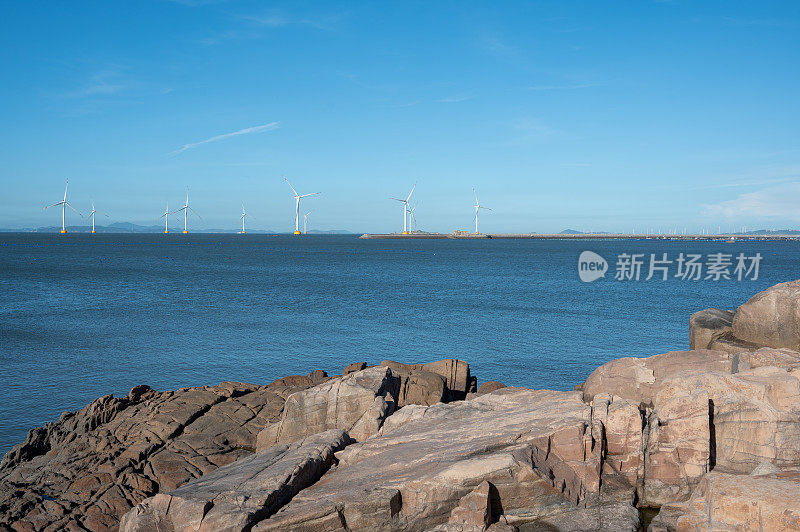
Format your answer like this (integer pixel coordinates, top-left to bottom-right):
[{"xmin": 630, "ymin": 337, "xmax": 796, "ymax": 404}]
[{"xmin": 252, "ymin": 388, "xmax": 635, "ymax": 531}]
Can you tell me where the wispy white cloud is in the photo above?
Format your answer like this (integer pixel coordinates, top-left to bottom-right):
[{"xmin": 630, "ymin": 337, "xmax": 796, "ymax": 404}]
[
  {"xmin": 701, "ymin": 182, "xmax": 800, "ymax": 221},
  {"xmin": 172, "ymin": 122, "xmax": 280, "ymax": 154}
]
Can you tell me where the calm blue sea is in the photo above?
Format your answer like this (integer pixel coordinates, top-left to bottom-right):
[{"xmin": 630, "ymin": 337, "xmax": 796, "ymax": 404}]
[{"xmin": 1, "ymin": 233, "xmax": 798, "ymax": 454}]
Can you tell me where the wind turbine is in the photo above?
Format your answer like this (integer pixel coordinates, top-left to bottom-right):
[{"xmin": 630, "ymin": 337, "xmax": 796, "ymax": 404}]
[
  {"xmin": 88, "ymin": 198, "xmax": 108, "ymax": 234},
  {"xmin": 303, "ymin": 211, "xmax": 312, "ymax": 234},
  {"xmin": 390, "ymin": 184, "xmax": 416, "ymax": 235},
  {"xmin": 172, "ymin": 187, "xmax": 201, "ymax": 234},
  {"xmin": 160, "ymin": 201, "xmax": 170, "ymax": 233},
  {"xmin": 44, "ymin": 179, "xmax": 82, "ymax": 234},
  {"xmin": 240, "ymin": 202, "xmax": 250, "ymax": 234},
  {"xmin": 473, "ymin": 188, "xmax": 492, "ymax": 234},
  {"xmin": 284, "ymin": 176, "xmax": 320, "ymax": 235},
  {"xmin": 407, "ymin": 203, "xmax": 418, "ymax": 233}
]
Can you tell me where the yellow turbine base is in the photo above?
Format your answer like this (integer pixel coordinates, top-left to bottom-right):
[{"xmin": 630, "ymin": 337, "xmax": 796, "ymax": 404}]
[
  {"xmin": 402, "ymin": 231, "xmax": 408, "ymax": 235},
  {"xmin": 241, "ymin": 231, "xmax": 245, "ymax": 234},
  {"xmin": 294, "ymin": 230, "xmax": 301, "ymax": 235},
  {"xmin": 164, "ymin": 230, "xmax": 168, "ymax": 234},
  {"xmin": 91, "ymin": 230, "xmax": 96, "ymax": 234},
  {"xmin": 182, "ymin": 230, "xmax": 188, "ymax": 234},
  {"xmin": 60, "ymin": 229, "xmax": 67, "ymax": 234}
]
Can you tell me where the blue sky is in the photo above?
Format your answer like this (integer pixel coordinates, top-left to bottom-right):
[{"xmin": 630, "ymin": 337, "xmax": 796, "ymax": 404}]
[{"xmin": 1, "ymin": 1, "xmax": 799, "ymax": 233}]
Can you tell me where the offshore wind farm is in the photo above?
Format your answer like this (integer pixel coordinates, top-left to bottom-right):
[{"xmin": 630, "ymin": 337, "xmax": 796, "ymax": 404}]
[{"xmin": 30, "ymin": 178, "xmax": 800, "ymax": 240}]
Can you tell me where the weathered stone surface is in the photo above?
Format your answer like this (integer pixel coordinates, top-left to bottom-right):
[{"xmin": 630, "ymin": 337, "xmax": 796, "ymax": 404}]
[
  {"xmin": 689, "ymin": 308, "xmax": 734, "ymax": 350},
  {"xmin": 380, "ymin": 359, "xmax": 472, "ymax": 400},
  {"xmin": 119, "ymin": 430, "xmax": 352, "ymax": 532},
  {"xmin": 0, "ymin": 380, "xmax": 313, "ymax": 531},
  {"xmin": 253, "ymin": 388, "xmax": 614, "ymax": 532},
  {"xmin": 256, "ymin": 366, "xmax": 400, "ymax": 451},
  {"xmin": 590, "ymin": 394, "xmax": 644, "ymax": 492},
  {"xmin": 642, "ymin": 383, "xmax": 711, "ymax": 506},
  {"xmin": 641, "ymin": 365, "xmax": 800, "ymax": 507},
  {"xmin": 747, "ymin": 346, "xmax": 800, "ymax": 371},
  {"xmin": 651, "ymin": 470, "xmax": 800, "ymax": 531},
  {"xmin": 581, "ymin": 349, "xmax": 741, "ymax": 405},
  {"xmin": 517, "ymin": 500, "xmax": 639, "ymax": 532},
  {"xmin": 732, "ymin": 279, "xmax": 800, "ymax": 351}
]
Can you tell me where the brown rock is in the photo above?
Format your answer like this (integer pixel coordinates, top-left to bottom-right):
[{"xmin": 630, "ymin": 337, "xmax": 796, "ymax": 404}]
[
  {"xmin": 0, "ymin": 380, "xmax": 316, "ymax": 530},
  {"xmin": 256, "ymin": 366, "xmax": 400, "ymax": 450},
  {"xmin": 380, "ymin": 359, "xmax": 472, "ymax": 400},
  {"xmin": 689, "ymin": 308, "xmax": 734, "ymax": 350},
  {"xmin": 477, "ymin": 381, "xmax": 506, "ymax": 395},
  {"xmin": 342, "ymin": 361, "xmax": 367, "ymax": 375},
  {"xmin": 269, "ymin": 369, "xmax": 329, "ymax": 387},
  {"xmin": 732, "ymin": 279, "xmax": 800, "ymax": 350},
  {"xmin": 119, "ymin": 430, "xmax": 352, "ymax": 532}
]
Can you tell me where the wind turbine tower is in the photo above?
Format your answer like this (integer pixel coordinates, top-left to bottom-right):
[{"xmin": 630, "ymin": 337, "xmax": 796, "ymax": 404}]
[
  {"xmin": 160, "ymin": 201, "xmax": 170, "ymax": 233},
  {"xmin": 284, "ymin": 176, "xmax": 320, "ymax": 235},
  {"xmin": 473, "ymin": 188, "xmax": 492, "ymax": 234},
  {"xmin": 88, "ymin": 199, "xmax": 108, "ymax": 233},
  {"xmin": 44, "ymin": 179, "xmax": 82, "ymax": 234},
  {"xmin": 241, "ymin": 203, "xmax": 248, "ymax": 234},
  {"xmin": 391, "ymin": 184, "xmax": 416, "ymax": 235},
  {"xmin": 303, "ymin": 211, "xmax": 312, "ymax": 234},
  {"xmin": 172, "ymin": 188, "xmax": 200, "ymax": 234}
]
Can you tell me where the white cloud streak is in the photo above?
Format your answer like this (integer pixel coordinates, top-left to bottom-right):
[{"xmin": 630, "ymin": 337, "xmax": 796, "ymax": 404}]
[
  {"xmin": 701, "ymin": 182, "xmax": 800, "ymax": 222},
  {"xmin": 172, "ymin": 122, "xmax": 280, "ymax": 154}
]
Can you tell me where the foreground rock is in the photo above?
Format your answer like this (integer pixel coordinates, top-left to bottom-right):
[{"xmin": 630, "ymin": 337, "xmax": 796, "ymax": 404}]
[
  {"xmin": 252, "ymin": 388, "xmax": 638, "ymax": 531},
  {"xmin": 0, "ymin": 380, "xmax": 311, "ymax": 531},
  {"xmin": 732, "ymin": 279, "xmax": 800, "ymax": 351},
  {"xmin": 0, "ymin": 362, "xmax": 468, "ymax": 531},
  {"xmin": 120, "ymin": 430, "xmax": 352, "ymax": 532}
]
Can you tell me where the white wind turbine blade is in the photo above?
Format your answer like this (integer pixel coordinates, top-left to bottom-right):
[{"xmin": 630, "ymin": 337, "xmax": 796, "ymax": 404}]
[
  {"xmin": 299, "ymin": 192, "xmax": 320, "ymax": 198},
  {"xmin": 65, "ymin": 202, "xmax": 83, "ymax": 217},
  {"xmin": 473, "ymin": 187, "xmax": 479, "ymax": 206},
  {"xmin": 406, "ymin": 183, "xmax": 416, "ymax": 202},
  {"xmin": 43, "ymin": 201, "xmax": 63, "ymax": 210},
  {"xmin": 390, "ymin": 197, "xmax": 406, "ymax": 203},
  {"xmin": 188, "ymin": 206, "xmax": 203, "ymax": 220},
  {"xmin": 64, "ymin": 180, "xmax": 69, "ymax": 201},
  {"xmin": 480, "ymin": 206, "xmax": 492, "ymax": 211},
  {"xmin": 283, "ymin": 175, "xmax": 299, "ymax": 197}
]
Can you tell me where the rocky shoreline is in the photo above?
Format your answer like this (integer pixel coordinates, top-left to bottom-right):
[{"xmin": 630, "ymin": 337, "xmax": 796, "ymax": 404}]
[{"xmin": 2, "ymin": 281, "xmax": 800, "ymax": 531}]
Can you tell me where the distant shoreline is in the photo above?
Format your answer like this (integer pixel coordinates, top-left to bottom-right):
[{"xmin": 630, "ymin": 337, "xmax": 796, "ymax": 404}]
[{"xmin": 360, "ymin": 232, "xmax": 800, "ymax": 241}]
